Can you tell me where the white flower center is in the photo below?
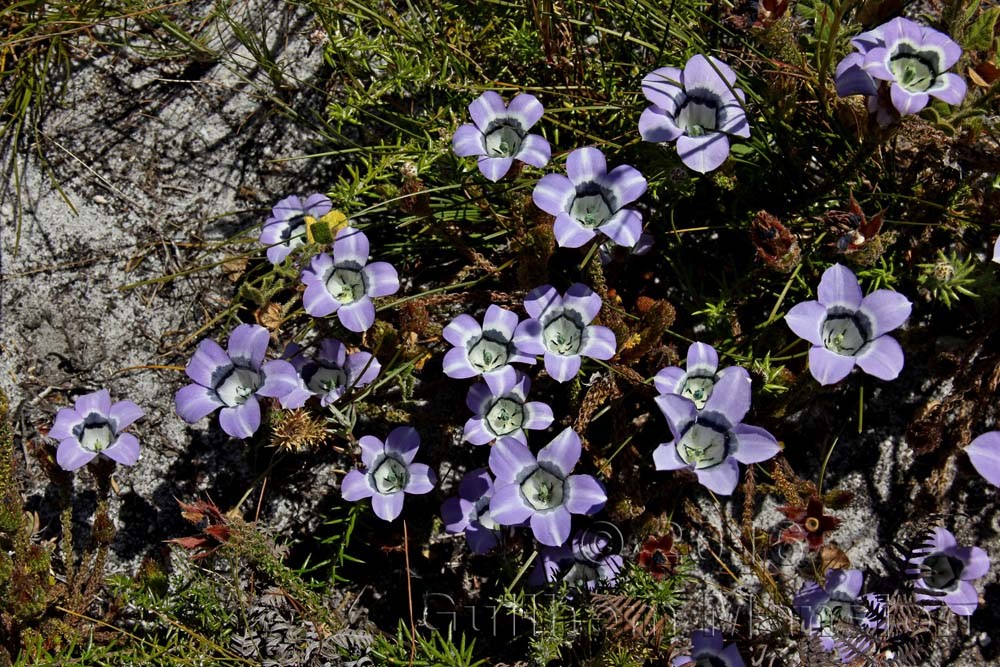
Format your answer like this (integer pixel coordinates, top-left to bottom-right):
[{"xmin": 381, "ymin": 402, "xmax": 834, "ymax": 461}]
[
  {"xmin": 677, "ymin": 423, "xmax": 729, "ymax": 469},
  {"xmin": 677, "ymin": 92, "xmax": 720, "ymax": 137},
  {"xmin": 520, "ymin": 467, "xmax": 565, "ymax": 511},
  {"xmin": 468, "ymin": 336, "xmax": 509, "ymax": 372},
  {"xmin": 326, "ymin": 267, "xmax": 366, "ymax": 304},
  {"xmin": 215, "ymin": 367, "xmax": 261, "ymax": 407},
  {"xmin": 889, "ymin": 46, "xmax": 939, "ymax": 92},
  {"xmin": 680, "ymin": 373, "xmax": 716, "ymax": 410},
  {"xmin": 821, "ymin": 314, "xmax": 868, "ymax": 356},
  {"xmin": 543, "ymin": 314, "xmax": 583, "ymax": 356},
  {"xmin": 483, "ymin": 121, "xmax": 524, "ymax": 157},
  {"xmin": 307, "ymin": 366, "xmax": 347, "ymax": 394},
  {"xmin": 281, "ymin": 214, "xmax": 307, "ymax": 249},
  {"xmin": 570, "ymin": 184, "xmax": 613, "ymax": 229},
  {"xmin": 79, "ymin": 420, "xmax": 115, "ymax": 452},
  {"xmin": 485, "ymin": 398, "xmax": 525, "ymax": 436},
  {"xmin": 921, "ymin": 553, "xmax": 964, "ymax": 591},
  {"xmin": 473, "ymin": 495, "xmax": 497, "ymax": 530},
  {"xmin": 371, "ymin": 456, "xmax": 409, "ymax": 494}
]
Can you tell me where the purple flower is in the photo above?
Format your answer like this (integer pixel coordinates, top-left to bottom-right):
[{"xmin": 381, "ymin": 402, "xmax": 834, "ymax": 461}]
[
  {"xmin": 672, "ymin": 628, "xmax": 745, "ymax": 667},
  {"xmin": 340, "ymin": 426, "xmax": 436, "ymax": 522},
  {"xmin": 300, "ymin": 227, "xmax": 399, "ymax": 333},
  {"xmin": 441, "ymin": 468, "xmax": 501, "ymax": 554},
  {"xmin": 654, "ymin": 342, "xmax": 744, "ymax": 410},
  {"xmin": 639, "ymin": 54, "xmax": 750, "ymax": 174},
  {"xmin": 50, "ymin": 389, "xmax": 143, "ymax": 471},
  {"xmin": 785, "ymin": 264, "xmax": 912, "ymax": 385},
  {"xmin": 488, "ymin": 428, "xmax": 607, "ymax": 547},
  {"xmin": 531, "ymin": 147, "xmax": 647, "ymax": 249},
  {"xmin": 452, "ymin": 91, "xmax": 551, "ymax": 181},
  {"xmin": 794, "ymin": 569, "xmax": 884, "ymax": 661},
  {"xmin": 259, "ymin": 194, "xmax": 332, "ymax": 264},
  {"xmin": 264, "ymin": 339, "xmax": 381, "ymax": 409},
  {"xmin": 463, "ymin": 366, "xmax": 553, "ymax": 446},
  {"xmin": 965, "ymin": 431, "xmax": 1000, "ymax": 487},
  {"xmin": 442, "ymin": 305, "xmax": 535, "ymax": 380},
  {"xmin": 908, "ymin": 527, "xmax": 989, "ymax": 616},
  {"xmin": 653, "ymin": 369, "xmax": 779, "ymax": 495},
  {"xmin": 529, "ymin": 525, "xmax": 624, "ymax": 589},
  {"xmin": 856, "ymin": 17, "xmax": 966, "ymax": 116},
  {"xmin": 175, "ymin": 324, "xmax": 293, "ymax": 439},
  {"xmin": 512, "ymin": 283, "xmax": 617, "ymax": 383}
]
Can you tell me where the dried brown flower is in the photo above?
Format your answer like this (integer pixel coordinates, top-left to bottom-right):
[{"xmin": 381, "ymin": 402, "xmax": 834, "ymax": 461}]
[
  {"xmin": 750, "ymin": 210, "xmax": 800, "ymax": 273},
  {"xmin": 778, "ymin": 496, "xmax": 841, "ymax": 551},
  {"xmin": 637, "ymin": 534, "xmax": 680, "ymax": 580}
]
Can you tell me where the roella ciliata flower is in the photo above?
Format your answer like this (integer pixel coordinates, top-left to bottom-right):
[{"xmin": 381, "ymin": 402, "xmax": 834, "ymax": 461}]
[
  {"xmin": 259, "ymin": 193, "xmax": 332, "ymax": 264},
  {"xmin": 908, "ymin": 527, "xmax": 989, "ymax": 616},
  {"xmin": 442, "ymin": 304, "xmax": 535, "ymax": 381},
  {"xmin": 452, "ymin": 91, "xmax": 551, "ymax": 181},
  {"xmin": 50, "ymin": 389, "xmax": 143, "ymax": 471},
  {"xmin": 463, "ymin": 366, "xmax": 553, "ymax": 446}
]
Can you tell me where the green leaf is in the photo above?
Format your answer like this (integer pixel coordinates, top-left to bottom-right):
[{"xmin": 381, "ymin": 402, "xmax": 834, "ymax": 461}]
[{"xmin": 966, "ymin": 7, "xmax": 1000, "ymax": 51}]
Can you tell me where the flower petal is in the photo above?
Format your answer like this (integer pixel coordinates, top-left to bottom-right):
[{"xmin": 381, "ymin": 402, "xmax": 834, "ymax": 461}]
[
  {"xmin": 109, "ymin": 400, "xmax": 144, "ymax": 432},
  {"xmin": 75, "ymin": 389, "xmax": 112, "ymax": 418},
  {"xmin": 827, "ymin": 568, "xmax": 864, "ymax": 598},
  {"xmin": 695, "ymin": 457, "xmax": 740, "ymax": 495},
  {"xmin": 507, "ymin": 93, "xmax": 545, "ymax": 129},
  {"xmin": 564, "ymin": 474, "xmax": 607, "ymax": 514},
  {"xmin": 579, "ymin": 326, "xmax": 616, "ymax": 360},
  {"xmin": 641, "ymin": 67, "xmax": 684, "ymax": 111},
  {"xmin": 687, "ymin": 342, "xmax": 719, "ymax": 373},
  {"xmin": 50, "ymin": 408, "xmax": 83, "ymax": 441},
  {"xmin": 333, "ymin": 227, "xmax": 369, "ymax": 266},
  {"xmin": 638, "ymin": 106, "xmax": 683, "ymax": 143},
  {"xmin": 702, "ymin": 366, "xmax": 751, "ymax": 425},
  {"xmin": 371, "ymin": 491, "xmax": 405, "ymax": 521},
  {"xmin": 358, "ymin": 435, "xmax": 384, "ymax": 468},
  {"xmin": 523, "ymin": 401, "xmax": 554, "ymax": 430},
  {"xmin": 890, "ymin": 84, "xmax": 929, "ymax": 115},
  {"xmin": 859, "ymin": 290, "xmax": 911, "ymax": 338},
  {"xmin": 303, "ymin": 279, "xmax": 340, "ymax": 317},
  {"xmin": 441, "ymin": 496, "xmax": 470, "ymax": 533},
  {"xmin": 175, "ymin": 384, "xmax": 224, "ymax": 423},
  {"xmin": 928, "ymin": 72, "xmax": 966, "ymax": 105},
  {"xmin": 512, "ymin": 319, "xmax": 545, "ymax": 356},
  {"xmin": 566, "ymin": 147, "xmax": 607, "ymax": 183},
  {"xmin": 562, "ymin": 283, "xmax": 601, "ymax": 323},
  {"xmin": 523, "ymin": 284, "xmax": 561, "ymax": 319},
  {"xmin": 258, "ymin": 359, "xmax": 303, "ymax": 401},
  {"xmin": 854, "ymin": 335, "xmax": 904, "ymax": 381},
  {"xmin": 218, "ymin": 399, "xmax": 261, "ymax": 439},
  {"xmin": 965, "ymin": 431, "xmax": 1000, "ymax": 487},
  {"xmin": 653, "ymin": 367, "xmax": 686, "ymax": 395},
  {"xmin": 452, "ymin": 123, "xmax": 485, "ymax": 157},
  {"xmin": 482, "ymin": 304, "xmax": 520, "ymax": 341},
  {"xmin": 345, "ymin": 351, "xmax": 380, "ymax": 387},
  {"xmin": 835, "ymin": 53, "xmax": 878, "ymax": 97},
  {"xmin": 954, "ymin": 545, "xmax": 990, "ymax": 581},
  {"xmin": 691, "ymin": 629, "xmax": 725, "ymax": 653},
  {"xmin": 489, "ymin": 438, "xmax": 537, "ymax": 483},
  {"xmin": 185, "ymin": 339, "xmax": 233, "ymax": 387},
  {"xmin": 463, "ymin": 417, "xmax": 495, "ymax": 445},
  {"xmin": 443, "ymin": 348, "xmax": 478, "ymax": 379},
  {"xmin": 516, "ymin": 134, "xmax": 551, "ymax": 169},
  {"xmin": 337, "ymin": 299, "xmax": 376, "ymax": 333},
  {"xmin": 732, "ymin": 424, "xmax": 780, "ymax": 464},
  {"xmin": 531, "ymin": 508, "xmax": 572, "ymax": 547},
  {"xmin": 363, "ymin": 262, "xmax": 399, "ymax": 298},
  {"xmin": 532, "ymin": 173, "xmax": 575, "ymax": 217},
  {"xmin": 103, "ymin": 433, "xmax": 140, "ymax": 466},
  {"xmin": 341, "ymin": 469, "xmax": 374, "ymax": 501},
  {"xmin": 653, "ymin": 441, "xmax": 688, "ymax": 471},
  {"xmin": 477, "ymin": 155, "xmax": 514, "ymax": 182},
  {"xmin": 489, "ymin": 483, "xmax": 534, "ymax": 525},
  {"xmin": 676, "ymin": 132, "xmax": 731, "ymax": 174},
  {"xmin": 817, "ymin": 264, "xmax": 863, "ymax": 309},
  {"xmin": 808, "ymin": 346, "xmax": 857, "ymax": 385},
  {"xmin": 468, "ymin": 90, "xmax": 507, "ymax": 131},
  {"xmin": 405, "ymin": 463, "xmax": 436, "ymax": 495},
  {"xmin": 942, "ymin": 580, "xmax": 980, "ymax": 616},
  {"xmin": 544, "ymin": 352, "xmax": 581, "ymax": 382},
  {"xmin": 227, "ymin": 324, "xmax": 269, "ymax": 370},
  {"xmin": 604, "ymin": 164, "xmax": 647, "ymax": 207},
  {"xmin": 538, "ymin": 428, "xmax": 581, "ymax": 477},
  {"xmin": 385, "ymin": 426, "xmax": 420, "ymax": 464},
  {"xmin": 56, "ymin": 438, "xmax": 98, "ymax": 471},
  {"xmin": 654, "ymin": 394, "xmax": 697, "ymax": 439},
  {"xmin": 466, "ymin": 525, "xmax": 500, "ymax": 554},
  {"xmin": 443, "ymin": 313, "xmax": 483, "ymax": 347},
  {"xmin": 554, "ymin": 214, "xmax": 597, "ymax": 248},
  {"xmin": 784, "ymin": 300, "xmax": 828, "ymax": 347}
]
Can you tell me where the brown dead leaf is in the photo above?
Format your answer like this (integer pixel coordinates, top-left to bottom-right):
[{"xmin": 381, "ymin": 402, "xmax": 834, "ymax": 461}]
[{"xmin": 818, "ymin": 544, "xmax": 851, "ymax": 573}]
